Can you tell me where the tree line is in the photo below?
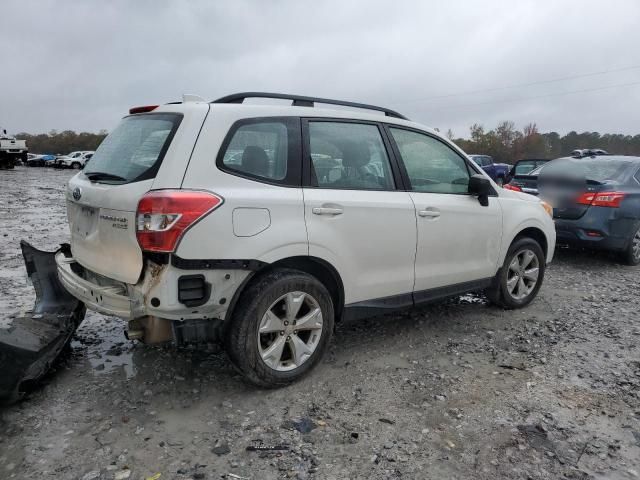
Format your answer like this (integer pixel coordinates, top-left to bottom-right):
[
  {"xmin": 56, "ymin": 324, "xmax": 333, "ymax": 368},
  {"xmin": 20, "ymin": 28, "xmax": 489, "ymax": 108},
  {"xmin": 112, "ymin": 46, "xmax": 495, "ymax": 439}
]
[
  {"xmin": 16, "ymin": 123, "xmax": 640, "ymax": 164},
  {"xmin": 17, "ymin": 130, "xmax": 108, "ymax": 155},
  {"xmin": 449, "ymin": 122, "xmax": 640, "ymax": 164}
]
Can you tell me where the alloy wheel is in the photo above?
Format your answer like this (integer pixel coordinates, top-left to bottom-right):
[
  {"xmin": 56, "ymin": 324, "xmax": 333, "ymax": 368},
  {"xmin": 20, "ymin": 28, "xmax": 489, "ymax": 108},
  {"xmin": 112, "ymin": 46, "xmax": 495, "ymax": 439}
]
[
  {"xmin": 506, "ymin": 249, "xmax": 540, "ymax": 300},
  {"xmin": 257, "ymin": 291, "xmax": 323, "ymax": 372}
]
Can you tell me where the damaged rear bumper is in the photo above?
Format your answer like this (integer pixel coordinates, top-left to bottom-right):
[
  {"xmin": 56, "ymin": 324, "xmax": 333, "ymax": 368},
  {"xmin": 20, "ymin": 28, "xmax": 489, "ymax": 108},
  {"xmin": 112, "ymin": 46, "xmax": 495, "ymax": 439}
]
[
  {"xmin": 0, "ymin": 242, "xmax": 85, "ymax": 404},
  {"xmin": 57, "ymin": 251, "xmax": 131, "ymax": 318}
]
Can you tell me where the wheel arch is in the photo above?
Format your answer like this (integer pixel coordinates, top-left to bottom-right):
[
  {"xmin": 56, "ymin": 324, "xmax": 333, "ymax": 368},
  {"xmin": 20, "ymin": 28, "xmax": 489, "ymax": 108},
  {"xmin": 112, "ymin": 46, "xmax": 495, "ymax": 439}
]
[
  {"xmin": 224, "ymin": 255, "xmax": 345, "ymax": 324},
  {"xmin": 512, "ymin": 226, "xmax": 548, "ymax": 259}
]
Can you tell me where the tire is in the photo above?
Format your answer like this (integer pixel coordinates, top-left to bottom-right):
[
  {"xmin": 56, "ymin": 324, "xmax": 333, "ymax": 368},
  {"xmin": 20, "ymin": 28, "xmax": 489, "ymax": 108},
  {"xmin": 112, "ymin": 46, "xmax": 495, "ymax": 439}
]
[
  {"xmin": 621, "ymin": 225, "xmax": 640, "ymax": 266},
  {"xmin": 71, "ymin": 162, "xmax": 81, "ymax": 169},
  {"xmin": 485, "ymin": 237, "xmax": 545, "ymax": 309},
  {"xmin": 224, "ymin": 268, "xmax": 334, "ymax": 387}
]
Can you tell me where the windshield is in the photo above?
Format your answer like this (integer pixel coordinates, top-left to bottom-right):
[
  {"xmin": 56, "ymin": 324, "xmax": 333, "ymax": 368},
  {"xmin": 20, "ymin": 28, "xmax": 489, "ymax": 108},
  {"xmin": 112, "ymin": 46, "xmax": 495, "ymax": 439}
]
[{"xmin": 84, "ymin": 113, "xmax": 181, "ymax": 183}]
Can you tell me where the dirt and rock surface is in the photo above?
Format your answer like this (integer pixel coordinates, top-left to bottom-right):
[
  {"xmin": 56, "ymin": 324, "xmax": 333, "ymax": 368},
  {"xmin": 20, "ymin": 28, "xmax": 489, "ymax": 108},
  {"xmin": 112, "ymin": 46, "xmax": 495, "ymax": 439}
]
[{"xmin": 1, "ymin": 167, "xmax": 639, "ymax": 480}]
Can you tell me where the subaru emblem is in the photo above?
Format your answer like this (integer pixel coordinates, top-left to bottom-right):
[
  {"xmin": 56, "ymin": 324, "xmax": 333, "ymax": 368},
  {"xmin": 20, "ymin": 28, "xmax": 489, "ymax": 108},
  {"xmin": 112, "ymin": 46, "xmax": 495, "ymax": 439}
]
[{"xmin": 72, "ymin": 187, "xmax": 82, "ymax": 201}]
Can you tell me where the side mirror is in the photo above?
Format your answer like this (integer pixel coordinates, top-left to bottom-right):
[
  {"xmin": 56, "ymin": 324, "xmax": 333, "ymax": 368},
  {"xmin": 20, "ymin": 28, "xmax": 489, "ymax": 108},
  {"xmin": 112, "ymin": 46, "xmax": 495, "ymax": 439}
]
[{"xmin": 468, "ymin": 174, "xmax": 491, "ymax": 206}]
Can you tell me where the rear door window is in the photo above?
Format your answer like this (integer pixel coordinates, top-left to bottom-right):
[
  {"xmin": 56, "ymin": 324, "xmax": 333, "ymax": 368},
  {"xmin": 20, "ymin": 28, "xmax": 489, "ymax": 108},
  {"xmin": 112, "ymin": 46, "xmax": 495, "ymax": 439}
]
[
  {"xmin": 84, "ymin": 113, "xmax": 181, "ymax": 183},
  {"xmin": 307, "ymin": 121, "xmax": 395, "ymax": 190}
]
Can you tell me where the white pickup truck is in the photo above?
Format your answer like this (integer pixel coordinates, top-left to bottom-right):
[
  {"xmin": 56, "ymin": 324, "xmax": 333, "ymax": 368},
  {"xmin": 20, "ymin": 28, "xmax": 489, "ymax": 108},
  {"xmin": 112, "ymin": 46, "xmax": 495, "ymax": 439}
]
[{"xmin": 0, "ymin": 129, "xmax": 28, "ymax": 169}]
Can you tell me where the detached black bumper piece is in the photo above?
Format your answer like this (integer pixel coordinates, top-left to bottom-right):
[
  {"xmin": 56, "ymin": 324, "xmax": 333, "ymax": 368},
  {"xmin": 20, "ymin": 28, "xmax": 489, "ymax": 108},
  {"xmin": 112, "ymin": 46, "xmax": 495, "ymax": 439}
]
[{"xmin": 0, "ymin": 241, "xmax": 85, "ymax": 404}]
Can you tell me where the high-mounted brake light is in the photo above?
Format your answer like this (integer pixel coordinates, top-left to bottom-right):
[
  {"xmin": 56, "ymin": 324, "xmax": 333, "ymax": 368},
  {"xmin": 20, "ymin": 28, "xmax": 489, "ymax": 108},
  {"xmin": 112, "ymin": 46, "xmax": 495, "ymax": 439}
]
[
  {"xmin": 136, "ymin": 190, "xmax": 223, "ymax": 253},
  {"xmin": 129, "ymin": 105, "xmax": 159, "ymax": 114},
  {"xmin": 503, "ymin": 184, "xmax": 522, "ymax": 192},
  {"xmin": 576, "ymin": 191, "xmax": 625, "ymax": 208}
]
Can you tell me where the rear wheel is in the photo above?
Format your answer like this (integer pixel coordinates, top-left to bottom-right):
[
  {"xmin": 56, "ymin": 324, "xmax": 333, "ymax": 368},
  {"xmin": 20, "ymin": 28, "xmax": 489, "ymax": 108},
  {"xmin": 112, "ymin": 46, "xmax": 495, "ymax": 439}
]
[
  {"xmin": 225, "ymin": 269, "xmax": 334, "ymax": 387},
  {"xmin": 485, "ymin": 237, "xmax": 545, "ymax": 309},
  {"xmin": 621, "ymin": 225, "xmax": 640, "ymax": 266}
]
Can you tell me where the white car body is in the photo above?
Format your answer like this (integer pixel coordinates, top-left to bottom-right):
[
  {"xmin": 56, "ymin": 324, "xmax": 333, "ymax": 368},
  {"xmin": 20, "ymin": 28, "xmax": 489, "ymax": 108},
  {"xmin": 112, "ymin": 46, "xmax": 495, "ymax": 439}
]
[
  {"xmin": 56, "ymin": 151, "xmax": 94, "ymax": 169},
  {"xmin": 56, "ymin": 93, "xmax": 555, "ymax": 382}
]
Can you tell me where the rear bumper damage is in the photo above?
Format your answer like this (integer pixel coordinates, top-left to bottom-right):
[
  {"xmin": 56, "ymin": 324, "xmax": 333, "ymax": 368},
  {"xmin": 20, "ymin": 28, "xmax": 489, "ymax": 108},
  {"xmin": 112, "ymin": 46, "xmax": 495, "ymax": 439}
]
[{"xmin": 0, "ymin": 241, "xmax": 85, "ymax": 404}]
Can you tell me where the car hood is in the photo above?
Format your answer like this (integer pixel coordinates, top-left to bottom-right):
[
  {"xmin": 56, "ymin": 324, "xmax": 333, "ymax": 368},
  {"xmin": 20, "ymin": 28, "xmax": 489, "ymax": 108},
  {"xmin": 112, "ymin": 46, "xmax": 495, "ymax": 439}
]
[{"xmin": 498, "ymin": 188, "xmax": 541, "ymax": 203}]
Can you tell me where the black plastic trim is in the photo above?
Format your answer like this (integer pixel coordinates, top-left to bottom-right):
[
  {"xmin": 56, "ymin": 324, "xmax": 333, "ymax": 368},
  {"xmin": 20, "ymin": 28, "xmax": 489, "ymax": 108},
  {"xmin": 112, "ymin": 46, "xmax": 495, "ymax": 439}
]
[
  {"xmin": 342, "ymin": 292, "xmax": 414, "ymax": 322},
  {"xmin": 343, "ymin": 277, "xmax": 493, "ymax": 322},
  {"xmin": 215, "ymin": 116, "xmax": 302, "ymax": 188},
  {"xmin": 171, "ymin": 255, "xmax": 267, "ymax": 271},
  {"xmin": 212, "ymin": 92, "xmax": 409, "ymax": 120},
  {"xmin": 412, "ymin": 278, "xmax": 492, "ymax": 305},
  {"xmin": 177, "ymin": 274, "xmax": 211, "ymax": 308}
]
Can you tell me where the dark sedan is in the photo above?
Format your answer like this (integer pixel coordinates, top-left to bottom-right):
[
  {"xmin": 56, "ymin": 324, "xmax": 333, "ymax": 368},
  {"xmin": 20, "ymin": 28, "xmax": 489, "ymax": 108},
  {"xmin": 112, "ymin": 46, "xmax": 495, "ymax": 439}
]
[{"xmin": 506, "ymin": 156, "xmax": 640, "ymax": 265}]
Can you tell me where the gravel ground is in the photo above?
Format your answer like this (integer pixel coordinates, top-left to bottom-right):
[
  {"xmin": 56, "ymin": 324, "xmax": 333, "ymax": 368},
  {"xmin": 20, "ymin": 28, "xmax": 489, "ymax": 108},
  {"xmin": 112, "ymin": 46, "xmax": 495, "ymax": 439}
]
[{"xmin": 1, "ymin": 166, "xmax": 639, "ymax": 480}]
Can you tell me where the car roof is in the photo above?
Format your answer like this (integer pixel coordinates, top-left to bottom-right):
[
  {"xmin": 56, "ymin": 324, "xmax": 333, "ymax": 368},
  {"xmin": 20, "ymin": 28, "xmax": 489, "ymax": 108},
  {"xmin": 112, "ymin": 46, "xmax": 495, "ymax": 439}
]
[
  {"xmin": 553, "ymin": 155, "xmax": 640, "ymax": 162},
  {"xmin": 152, "ymin": 94, "xmax": 441, "ymax": 136}
]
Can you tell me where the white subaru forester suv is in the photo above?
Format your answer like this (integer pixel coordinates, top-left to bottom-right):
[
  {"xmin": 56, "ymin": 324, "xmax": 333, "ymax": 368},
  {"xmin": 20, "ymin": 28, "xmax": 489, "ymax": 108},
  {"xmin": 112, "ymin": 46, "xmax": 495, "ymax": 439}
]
[{"xmin": 57, "ymin": 92, "xmax": 555, "ymax": 386}]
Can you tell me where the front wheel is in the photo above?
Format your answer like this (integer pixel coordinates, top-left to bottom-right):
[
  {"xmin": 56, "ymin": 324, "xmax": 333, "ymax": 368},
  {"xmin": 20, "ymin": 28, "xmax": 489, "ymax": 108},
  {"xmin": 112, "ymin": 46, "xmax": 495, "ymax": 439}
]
[
  {"xmin": 224, "ymin": 269, "xmax": 334, "ymax": 387},
  {"xmin": 485, "ymin": 237, "xmax": 545, "ymax": 309},
  {"xmin": 71, "ymin": 162, "xmax": 81, "ymax": 169}
]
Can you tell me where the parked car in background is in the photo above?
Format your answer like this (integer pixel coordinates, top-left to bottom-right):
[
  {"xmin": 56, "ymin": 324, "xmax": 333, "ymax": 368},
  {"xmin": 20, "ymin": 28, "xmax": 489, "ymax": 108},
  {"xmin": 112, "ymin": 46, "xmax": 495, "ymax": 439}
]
[
  {"xmin": 505, "ymin": 158, "xmax": 550, "ymax": 183},
  {"xmin": 54, "ymin": 151, "xmax": 95, "ymax": 169},
  {"xmin": 26, "ymin": 154, "xmax": 56, "ymax": 167},
  {"xmin": 571, "ymin": 148, "xmax": 609, "ymax": 158},
  {"xmin": 46, "ymin": 92, "xmax": 556, "ymax": 387},
  {"xmin": 469, "ymin": 154, "xmax": 510, "ymax": 185},
  {"xmin": 507, "ymin": 155, "xmax": 640, "ymax": 265}
]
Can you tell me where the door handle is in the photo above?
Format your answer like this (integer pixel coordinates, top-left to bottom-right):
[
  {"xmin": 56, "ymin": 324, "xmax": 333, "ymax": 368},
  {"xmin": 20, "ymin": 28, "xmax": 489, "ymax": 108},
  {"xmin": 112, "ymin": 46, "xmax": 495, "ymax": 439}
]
[
  {"xmin": 312, "ymin": 207, "xmax": 343, "ymax": 216},
  {"xmin": 418, "ymin": 209, "xmax": 441, "ymax": 218}
]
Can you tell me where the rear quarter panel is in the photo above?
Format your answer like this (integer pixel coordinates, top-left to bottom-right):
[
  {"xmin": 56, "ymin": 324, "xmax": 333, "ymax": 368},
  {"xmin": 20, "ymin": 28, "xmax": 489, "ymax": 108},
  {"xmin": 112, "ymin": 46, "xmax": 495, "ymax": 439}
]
[{"xmin": 176, "ymin": 108, "xmax": 308, "ymax": 262}]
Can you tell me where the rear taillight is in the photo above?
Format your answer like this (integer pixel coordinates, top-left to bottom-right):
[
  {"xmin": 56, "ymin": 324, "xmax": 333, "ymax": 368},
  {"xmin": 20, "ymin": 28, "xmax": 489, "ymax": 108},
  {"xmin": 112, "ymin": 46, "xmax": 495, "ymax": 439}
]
[
  {"xmin": 136, "ymin": 190, "xmax": 223, "ymax": 253},
  {"xmin": 503, "ymin": 184, "xmax": 522, "ymax": 192},
  {"xmin": 576, "ymin": 191, "xmax": 625, "ymax": 208}
]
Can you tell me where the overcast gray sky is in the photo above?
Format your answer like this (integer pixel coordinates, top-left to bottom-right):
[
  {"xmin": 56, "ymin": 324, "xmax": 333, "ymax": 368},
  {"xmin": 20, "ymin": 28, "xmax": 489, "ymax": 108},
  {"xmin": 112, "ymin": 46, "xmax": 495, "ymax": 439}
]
[{"xmin": 2, "ymin": 0, "xmax": 639, "ymax": 137}]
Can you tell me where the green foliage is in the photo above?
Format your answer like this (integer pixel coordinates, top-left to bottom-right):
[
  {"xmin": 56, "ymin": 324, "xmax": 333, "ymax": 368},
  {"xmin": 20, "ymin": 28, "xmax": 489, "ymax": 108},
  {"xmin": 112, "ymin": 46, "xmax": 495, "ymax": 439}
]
[
  {"xmin": 452, "ymin": 123, "xmax": 640, "ymax": 164},
  {"xmin": 16, "ymin": 130, "xmax": 108, "ymax": 155}
]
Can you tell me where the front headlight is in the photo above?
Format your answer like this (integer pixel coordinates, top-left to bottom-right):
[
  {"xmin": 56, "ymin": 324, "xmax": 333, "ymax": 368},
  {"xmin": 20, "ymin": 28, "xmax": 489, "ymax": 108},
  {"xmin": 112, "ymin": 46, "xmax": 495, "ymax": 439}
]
[{"xmin": 540, "ymin": 200, "xmax": 553, "ymax": 217}]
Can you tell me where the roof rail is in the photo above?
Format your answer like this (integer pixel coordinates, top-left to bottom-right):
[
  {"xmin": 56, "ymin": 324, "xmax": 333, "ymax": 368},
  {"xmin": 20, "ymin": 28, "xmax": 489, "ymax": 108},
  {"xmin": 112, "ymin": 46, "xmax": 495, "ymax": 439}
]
[{"xmin": 211, "ymin": 92, "xmax": 409, "ymax": 120}]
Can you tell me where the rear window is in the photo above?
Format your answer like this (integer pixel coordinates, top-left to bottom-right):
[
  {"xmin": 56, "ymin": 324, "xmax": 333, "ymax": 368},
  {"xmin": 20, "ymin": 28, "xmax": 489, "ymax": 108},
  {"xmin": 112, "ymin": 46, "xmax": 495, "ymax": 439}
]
[
  {"xmin": 541, "ymin": 158, "xmax": 633, "ymax": 183},
  {"xmin": 84, "ymin": 113, "xmax": 181, "ymax": 183},
  {"xmin": 221, "ymin": 121, "xmax": 288, "ymax": 180}
]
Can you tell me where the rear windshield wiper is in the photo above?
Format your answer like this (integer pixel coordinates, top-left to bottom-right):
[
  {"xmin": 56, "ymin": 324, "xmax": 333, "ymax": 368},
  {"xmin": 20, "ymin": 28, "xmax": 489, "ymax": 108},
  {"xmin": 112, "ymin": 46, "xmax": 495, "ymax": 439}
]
[{"xmin": 84, "ymin": 171, "xmax": 127, "ymax": 182}]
